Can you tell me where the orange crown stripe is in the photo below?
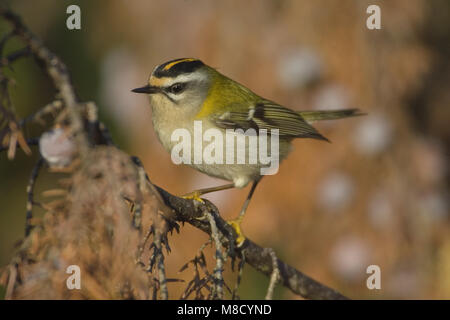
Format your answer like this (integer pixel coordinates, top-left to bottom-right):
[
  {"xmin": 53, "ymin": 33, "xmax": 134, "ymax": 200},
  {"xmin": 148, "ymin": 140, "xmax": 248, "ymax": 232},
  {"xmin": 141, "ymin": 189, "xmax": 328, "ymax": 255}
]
[{"xmin": 163, "ymin": 58, "xmax": 197, "ymax": 71}]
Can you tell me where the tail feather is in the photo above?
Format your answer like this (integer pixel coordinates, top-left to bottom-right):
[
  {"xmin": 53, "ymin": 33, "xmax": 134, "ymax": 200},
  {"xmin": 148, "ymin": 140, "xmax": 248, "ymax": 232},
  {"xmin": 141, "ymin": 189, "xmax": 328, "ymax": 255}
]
[{"xmin": 298, "ymin": 108, "xmax": 365, "ymax": 123}]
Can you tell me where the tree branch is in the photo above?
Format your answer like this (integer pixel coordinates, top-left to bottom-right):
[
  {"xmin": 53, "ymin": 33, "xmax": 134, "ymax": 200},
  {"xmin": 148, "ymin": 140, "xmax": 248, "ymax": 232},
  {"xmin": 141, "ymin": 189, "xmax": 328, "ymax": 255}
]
[
  {"xmin": 154, "ymin": 186, "xmax": 348, "ymax": 300},
  {"xmin": 0, "ymin": 7, "xmax": 89, "ymax": 156}
]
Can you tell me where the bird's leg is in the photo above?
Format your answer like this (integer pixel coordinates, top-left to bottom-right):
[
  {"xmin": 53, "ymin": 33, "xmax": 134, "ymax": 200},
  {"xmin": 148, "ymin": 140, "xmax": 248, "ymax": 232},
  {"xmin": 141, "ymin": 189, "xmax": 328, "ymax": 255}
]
[
  {"xmin": 227, "ymin": 180, "xmax": 259, "ymax": 247},
  {"xmin": 182, "ymin": 183, "xmax": 235, "ymax": 203}
]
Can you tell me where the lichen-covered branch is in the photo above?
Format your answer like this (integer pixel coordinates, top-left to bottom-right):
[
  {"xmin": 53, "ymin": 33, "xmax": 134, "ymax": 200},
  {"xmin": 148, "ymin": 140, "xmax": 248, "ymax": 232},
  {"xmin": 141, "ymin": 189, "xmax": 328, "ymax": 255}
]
[{"xmin": 155, "ymin": 186, "xmax": 348, "ymax": 300}]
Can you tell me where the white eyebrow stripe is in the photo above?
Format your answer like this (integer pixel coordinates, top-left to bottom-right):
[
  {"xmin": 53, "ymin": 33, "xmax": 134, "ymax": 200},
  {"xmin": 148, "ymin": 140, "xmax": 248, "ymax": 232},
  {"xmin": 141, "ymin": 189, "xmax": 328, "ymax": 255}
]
[{"xmin": 162, "ymin": 72, "xmax": 207, "ymax": 87}]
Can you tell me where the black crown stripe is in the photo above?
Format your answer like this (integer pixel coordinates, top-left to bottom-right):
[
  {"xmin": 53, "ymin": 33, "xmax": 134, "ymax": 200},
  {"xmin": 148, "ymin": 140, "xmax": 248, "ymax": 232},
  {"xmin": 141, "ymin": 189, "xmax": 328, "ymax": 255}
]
[{"xmin": 154, "ymin": 58, "xmax": 204, "ymax": 78}]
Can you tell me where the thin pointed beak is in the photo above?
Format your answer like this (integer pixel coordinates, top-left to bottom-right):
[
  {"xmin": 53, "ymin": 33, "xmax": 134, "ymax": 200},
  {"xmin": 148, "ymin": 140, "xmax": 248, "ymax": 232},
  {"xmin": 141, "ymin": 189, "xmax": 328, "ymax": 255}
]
[{"xmin": 131, "ymin": 85, "xmax": 159, "ymax": 94}]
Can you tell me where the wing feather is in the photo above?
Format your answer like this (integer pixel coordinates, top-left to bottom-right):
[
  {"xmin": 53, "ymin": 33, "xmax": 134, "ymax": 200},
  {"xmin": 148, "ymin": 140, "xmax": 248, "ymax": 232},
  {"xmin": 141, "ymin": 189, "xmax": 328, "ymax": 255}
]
[{"xmin": 213, "ymin": 102, "xmax": 328, "ymax": 141}]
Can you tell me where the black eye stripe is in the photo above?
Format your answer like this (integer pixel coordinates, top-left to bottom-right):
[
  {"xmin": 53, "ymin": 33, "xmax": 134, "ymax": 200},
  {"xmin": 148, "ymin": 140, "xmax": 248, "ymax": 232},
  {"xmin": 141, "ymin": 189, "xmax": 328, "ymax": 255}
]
[{"xmin": 167, "ymin": 82, "xmax": 187, "ymax": 94}]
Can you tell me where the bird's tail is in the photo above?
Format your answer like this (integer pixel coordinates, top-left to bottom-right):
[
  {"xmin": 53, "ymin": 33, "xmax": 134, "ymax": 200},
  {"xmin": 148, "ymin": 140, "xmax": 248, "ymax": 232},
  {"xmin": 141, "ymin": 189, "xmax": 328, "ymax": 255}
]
[{"xmin": 298, "ymin": 108, "xmax": 365, "ymax": 123}]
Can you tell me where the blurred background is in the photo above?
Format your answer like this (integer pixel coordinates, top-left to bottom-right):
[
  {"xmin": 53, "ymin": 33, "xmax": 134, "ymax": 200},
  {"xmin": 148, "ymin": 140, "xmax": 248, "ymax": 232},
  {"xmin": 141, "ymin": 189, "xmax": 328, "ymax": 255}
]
[{"xmin": 0, "ymin": 0, "xmax": 449, "ymax": 299}]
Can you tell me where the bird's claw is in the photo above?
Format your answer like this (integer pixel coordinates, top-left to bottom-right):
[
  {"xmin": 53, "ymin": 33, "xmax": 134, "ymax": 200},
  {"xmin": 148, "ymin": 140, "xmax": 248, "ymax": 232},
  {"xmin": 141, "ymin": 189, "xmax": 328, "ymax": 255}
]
[
  {"xmin": 181, "ymin": 191, "xmax": 205, "ymax": 203},
  {"xmin": 227, "ymin": 218, "xmax": 246, "ymax": 247}
]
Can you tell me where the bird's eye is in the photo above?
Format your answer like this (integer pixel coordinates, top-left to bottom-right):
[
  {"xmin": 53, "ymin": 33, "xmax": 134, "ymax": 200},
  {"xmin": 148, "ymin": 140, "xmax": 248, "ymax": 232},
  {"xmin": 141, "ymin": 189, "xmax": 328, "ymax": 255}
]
[{"xmin": 168, "ymin": 83, "xmax": 186, "ymax": 94}]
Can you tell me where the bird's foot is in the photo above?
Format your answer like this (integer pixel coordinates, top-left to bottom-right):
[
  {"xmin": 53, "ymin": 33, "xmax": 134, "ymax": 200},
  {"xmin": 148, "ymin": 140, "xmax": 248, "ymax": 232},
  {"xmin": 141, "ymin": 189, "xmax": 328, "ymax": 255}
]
[
  {"xmin": 227, "ymin": 217, "xmax": 246, "ymax": 247},
  {"xmin": 181, "ymin": 191, "xmax": 205, "ymax": 203}
]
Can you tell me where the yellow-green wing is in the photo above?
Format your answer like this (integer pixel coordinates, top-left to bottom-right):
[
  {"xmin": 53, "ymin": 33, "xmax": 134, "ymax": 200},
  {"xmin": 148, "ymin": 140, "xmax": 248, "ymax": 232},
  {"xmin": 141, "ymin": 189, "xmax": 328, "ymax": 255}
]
[{"xmin": 213, "ymin": 102, "xmax": 329, "ymax": 141}]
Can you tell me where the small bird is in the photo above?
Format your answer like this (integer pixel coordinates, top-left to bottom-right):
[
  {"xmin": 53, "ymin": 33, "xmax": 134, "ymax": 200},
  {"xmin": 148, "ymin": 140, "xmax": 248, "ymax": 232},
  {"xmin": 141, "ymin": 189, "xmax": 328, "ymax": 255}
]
[{"xmin": 132, "ymin": 58, "xmax": 362, "ymax": 245}]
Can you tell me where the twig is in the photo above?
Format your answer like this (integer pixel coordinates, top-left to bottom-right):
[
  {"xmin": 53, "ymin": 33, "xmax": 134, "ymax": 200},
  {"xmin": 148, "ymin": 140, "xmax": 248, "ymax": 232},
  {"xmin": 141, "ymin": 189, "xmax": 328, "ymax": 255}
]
[
  {"xmin": 0, "ymin": 46, "xmax": 30, "ymax": 67},
  {"xmin": 0, "ymin": 136, "xmax": 38, "ymax": 153},
  {"xmin": 98, "ymin": 122, "xmax": 115, "ymax": 146},
  {"xmin": 204, "ymin": 210, "xmax": 224, "ymax": 300},
  {"xmin": 25, "ymin": 156, "xmax": 44, "ymax": 236},
  {"xmin": 134, "ymin": 163, "xmax": 148, "ymax": 229},
  {"xmin": 232, "ymin": 255, "xmax": 245, "ymax": 300},
  {"xmin": 154, "ymin": 231, "xmax": 168, "ymax": 300},
  {"xmin": 85, "ymin": 101, "xmax": 115, "ymax": 147},
  {"xmin": 265, "ymin": 248, "xmax": 280, "ymax": 300},
  {"xmin": 136, "ymin": 157, "xmax": 170, "ymax": 300},
  {"xmin": 0, "ymin": 75, "xmax": 32, "ymax": 158},
  {"xmin": 137, "ymin": 227, "xmax": 152, "ymax": 267},
  {"xmin": 5, "ymin": 263, "xmax": 17, "ymax": 299},
  {"xmin": 150, "ymin": 276, "xmax": 159, "ymax": 300},
  {"xmin": 19, "ymin": 100, "xmax": 63, "ymax": 127}
]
